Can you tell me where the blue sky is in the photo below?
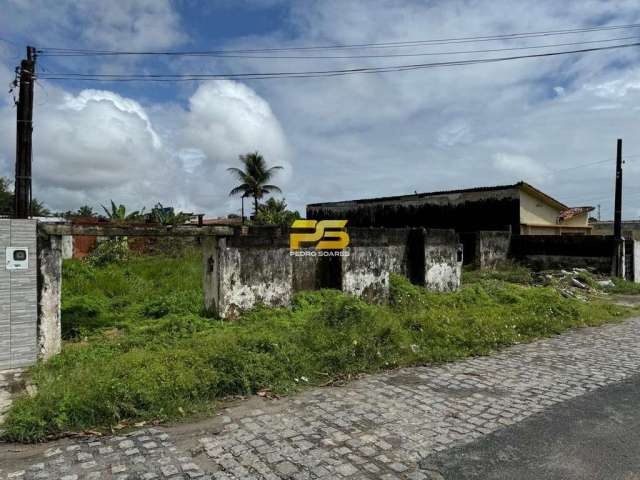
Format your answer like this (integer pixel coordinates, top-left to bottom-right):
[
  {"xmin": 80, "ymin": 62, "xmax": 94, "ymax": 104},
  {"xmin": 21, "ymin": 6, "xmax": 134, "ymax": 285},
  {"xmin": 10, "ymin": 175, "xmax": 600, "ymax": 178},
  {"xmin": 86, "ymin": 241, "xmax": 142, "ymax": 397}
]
[{"xmin": 0, "ymin": 0, "xmax": 639, "ymax": 219}]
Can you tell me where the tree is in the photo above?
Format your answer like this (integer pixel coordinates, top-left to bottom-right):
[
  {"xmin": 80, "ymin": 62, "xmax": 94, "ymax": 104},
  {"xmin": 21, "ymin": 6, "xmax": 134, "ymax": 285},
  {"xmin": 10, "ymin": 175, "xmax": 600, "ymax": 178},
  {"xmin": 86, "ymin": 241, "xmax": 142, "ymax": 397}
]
[
  {"xmin": 0, "ymin": 177, "xmax": 13, "ymax": 216},
  {"xmin": 150, "ymin": 203, "xmax": 192, "ymax": 226},
  {"xmin": 77, "ymin": 205, "xmax": 95, "ymax": 217},
  {"xmin": 30, "ymin": 199, "xmax": 50, "ymax": 217},
  {"xmin": 255, "ymin": 197, "xmax": 300, "ymax": 226},
  {"xmin": 101, "ymin": 200, "xmax": 144, "ymax": 222},
  {"xmin": 228, "ymin": 152, "xmax": 283, "ymax": 217},
  {"xmin": 0, "ymin": 176, "xmax": 50, "ymax": 217}
]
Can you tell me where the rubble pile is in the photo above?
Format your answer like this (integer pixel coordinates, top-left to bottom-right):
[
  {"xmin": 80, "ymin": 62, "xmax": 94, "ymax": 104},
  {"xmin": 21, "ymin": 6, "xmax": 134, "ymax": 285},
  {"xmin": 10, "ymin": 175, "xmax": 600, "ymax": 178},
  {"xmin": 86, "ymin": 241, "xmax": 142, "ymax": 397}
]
[{"xmin": 532, "ymin": 267, "xmax": 613, "ymax": 302}]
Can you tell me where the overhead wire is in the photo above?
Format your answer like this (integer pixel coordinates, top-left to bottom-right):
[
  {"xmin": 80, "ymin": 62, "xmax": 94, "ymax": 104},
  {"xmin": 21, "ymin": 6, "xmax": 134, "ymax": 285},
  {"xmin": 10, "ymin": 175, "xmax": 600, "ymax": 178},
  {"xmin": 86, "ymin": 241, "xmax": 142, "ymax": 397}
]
[
  {"xmin": 35, "ymin": 42, "xmax": 640, "ymax": 82},
  {"xmin": 36, "ymin": 22, "xmax": 640, "ymax": 55}
]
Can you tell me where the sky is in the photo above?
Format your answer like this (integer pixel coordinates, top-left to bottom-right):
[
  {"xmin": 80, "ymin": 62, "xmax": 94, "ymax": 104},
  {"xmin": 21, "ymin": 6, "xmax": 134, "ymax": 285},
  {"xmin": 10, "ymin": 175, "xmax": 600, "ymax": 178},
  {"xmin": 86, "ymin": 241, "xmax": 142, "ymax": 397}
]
[{"xmin": 0, "ymin": 0, "xmax": 639, "ymax": 219}]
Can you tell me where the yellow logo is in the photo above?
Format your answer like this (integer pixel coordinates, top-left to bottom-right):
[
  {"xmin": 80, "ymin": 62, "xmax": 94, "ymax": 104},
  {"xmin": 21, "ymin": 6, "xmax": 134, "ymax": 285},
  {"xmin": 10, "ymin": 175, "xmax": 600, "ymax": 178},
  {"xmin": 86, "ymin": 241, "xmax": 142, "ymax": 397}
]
[{"xmin": 290, "ymin": 220, "xmax": 350, "ymax": 251}]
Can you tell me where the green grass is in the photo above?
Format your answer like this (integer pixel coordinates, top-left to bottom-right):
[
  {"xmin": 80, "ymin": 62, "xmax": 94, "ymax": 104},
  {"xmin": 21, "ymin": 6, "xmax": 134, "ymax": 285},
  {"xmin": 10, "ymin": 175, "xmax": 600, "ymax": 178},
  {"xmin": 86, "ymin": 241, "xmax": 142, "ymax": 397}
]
[{"xmin": 1, "ymin": 253, "xmax": 632, "ymax": 442}]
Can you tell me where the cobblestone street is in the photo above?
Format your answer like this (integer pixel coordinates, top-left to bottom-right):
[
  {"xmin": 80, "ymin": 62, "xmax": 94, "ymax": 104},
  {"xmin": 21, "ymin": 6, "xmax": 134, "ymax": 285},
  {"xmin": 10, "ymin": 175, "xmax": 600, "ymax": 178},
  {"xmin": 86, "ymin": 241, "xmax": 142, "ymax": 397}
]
[{"xmin": 2, "ymin": 317, "xmax": 640, "ymax": 479}]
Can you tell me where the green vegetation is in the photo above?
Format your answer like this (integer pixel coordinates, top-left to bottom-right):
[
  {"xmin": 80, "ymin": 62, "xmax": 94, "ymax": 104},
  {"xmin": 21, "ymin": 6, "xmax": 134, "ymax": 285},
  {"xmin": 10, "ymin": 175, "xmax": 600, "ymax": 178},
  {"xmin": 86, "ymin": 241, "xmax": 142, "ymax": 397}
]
[
  {"xmin": 254, "ymin": 197, "xmax": 301, "ymax": 226},
  {"xmin": 2, "ymin": 255, "xmax": 633, "ymax": 443}
]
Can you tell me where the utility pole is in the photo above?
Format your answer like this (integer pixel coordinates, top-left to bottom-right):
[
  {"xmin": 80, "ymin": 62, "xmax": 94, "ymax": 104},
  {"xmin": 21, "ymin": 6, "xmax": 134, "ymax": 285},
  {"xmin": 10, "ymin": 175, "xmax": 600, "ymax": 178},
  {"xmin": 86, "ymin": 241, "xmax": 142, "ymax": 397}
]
[
  {"xmin": 613, "ymin": 138, "xmax": 624, "ymax": 277},
  {"xmin": 14, "ymin": 46, "xmax": 36, "ymax": 219}
]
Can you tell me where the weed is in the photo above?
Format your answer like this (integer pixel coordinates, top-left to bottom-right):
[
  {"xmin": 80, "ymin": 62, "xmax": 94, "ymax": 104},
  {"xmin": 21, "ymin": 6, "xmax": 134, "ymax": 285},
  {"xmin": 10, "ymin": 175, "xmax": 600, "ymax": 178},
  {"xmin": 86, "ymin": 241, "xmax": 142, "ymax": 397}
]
[{"xmin": 1, "ymin": 255, "xmax": 632, "ymax": 442}]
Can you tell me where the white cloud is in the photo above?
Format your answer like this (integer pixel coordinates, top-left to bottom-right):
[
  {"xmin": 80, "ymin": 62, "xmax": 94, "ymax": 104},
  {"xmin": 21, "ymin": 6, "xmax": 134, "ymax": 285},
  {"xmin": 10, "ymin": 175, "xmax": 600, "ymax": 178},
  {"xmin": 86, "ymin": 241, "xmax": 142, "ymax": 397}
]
[
  {"xmin": 0, "ymin": 80, "xmax": 291, "ymax": 215},
  {"xmin": 493, "ymin": 153, "xmax": 546, "ymax": 184},
  {"xmin": 1, "ymin": 0, "xmax": 185, "ymax": 51},
  {"xmin": 2, "ymin": 0, "xmax": 640, "ymax": 220}
]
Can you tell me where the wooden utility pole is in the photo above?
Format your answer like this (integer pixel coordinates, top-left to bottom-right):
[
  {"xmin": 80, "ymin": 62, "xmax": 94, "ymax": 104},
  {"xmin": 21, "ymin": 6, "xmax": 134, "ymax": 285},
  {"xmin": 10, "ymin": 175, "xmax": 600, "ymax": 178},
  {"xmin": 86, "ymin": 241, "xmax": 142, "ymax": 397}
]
[
  {"xmin": 613, "ymin": 138, "xmax": 624, "ymax": 277},
  {"xmin": 14, "ymin": 46, "xmax": 36, "ymax": 219}
]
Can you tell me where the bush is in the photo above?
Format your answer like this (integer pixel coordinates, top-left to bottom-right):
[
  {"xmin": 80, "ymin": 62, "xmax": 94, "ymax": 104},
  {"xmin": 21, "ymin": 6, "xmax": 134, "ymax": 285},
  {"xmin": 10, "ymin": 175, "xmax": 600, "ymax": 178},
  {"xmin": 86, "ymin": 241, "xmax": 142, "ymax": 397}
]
[{"xmin": 86, "ymin": 239, "xmax": 130, "ymax": 267}]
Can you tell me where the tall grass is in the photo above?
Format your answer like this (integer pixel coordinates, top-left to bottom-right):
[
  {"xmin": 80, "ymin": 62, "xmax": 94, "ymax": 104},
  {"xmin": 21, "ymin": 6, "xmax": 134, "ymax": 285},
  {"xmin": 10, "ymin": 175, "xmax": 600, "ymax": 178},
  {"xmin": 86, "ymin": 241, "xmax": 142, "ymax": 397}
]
[{"xmin": 1, "ymin": 253, "xmax": 630, "ymax": 442}]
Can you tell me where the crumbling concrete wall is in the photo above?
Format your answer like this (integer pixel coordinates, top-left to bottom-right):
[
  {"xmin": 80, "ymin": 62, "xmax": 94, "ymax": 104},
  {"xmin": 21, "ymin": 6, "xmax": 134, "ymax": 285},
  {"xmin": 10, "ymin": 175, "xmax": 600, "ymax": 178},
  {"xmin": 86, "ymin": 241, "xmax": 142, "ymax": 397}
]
[
  {"xmin": 37, "ymin": 233, "xmax": 62, "ymax": 360},
  {"xmin": 476, "ymin": 231, "xmax": 511, "ymax": 269},
  {"xmin": 203, "ymin": 227, "xmax": 461, "ymax": 318},
  {"xmin": 203, "ymin": 233, "xmax": 292, "ymax": 319},
  {"xmin": 424, "ymin": 229, "xmax": 463, "ymax": 292},
  {"xmin": 340, "ymin": 228, "xmax": 411, "ymax": 303}
]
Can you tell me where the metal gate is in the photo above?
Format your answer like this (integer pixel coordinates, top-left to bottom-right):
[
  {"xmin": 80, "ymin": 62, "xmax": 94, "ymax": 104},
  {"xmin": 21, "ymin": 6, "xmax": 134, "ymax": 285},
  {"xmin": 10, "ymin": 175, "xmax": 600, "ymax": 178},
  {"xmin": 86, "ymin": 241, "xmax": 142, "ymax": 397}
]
[
  {"xmin": 625, "ymin": 239, "xmax": 634, "ymax": 282},
  {"xmin": 0, "ymin": 219, "xmax": 37, "ymax": 370}
]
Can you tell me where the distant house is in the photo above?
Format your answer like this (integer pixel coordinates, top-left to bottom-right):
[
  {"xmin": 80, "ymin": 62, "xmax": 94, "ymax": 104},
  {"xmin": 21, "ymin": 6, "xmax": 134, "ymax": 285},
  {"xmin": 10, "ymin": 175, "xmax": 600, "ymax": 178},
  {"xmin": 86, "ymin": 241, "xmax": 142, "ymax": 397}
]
[{"xmin": 307, "ymin": 181, "xmax": 593, "ymax": 235}]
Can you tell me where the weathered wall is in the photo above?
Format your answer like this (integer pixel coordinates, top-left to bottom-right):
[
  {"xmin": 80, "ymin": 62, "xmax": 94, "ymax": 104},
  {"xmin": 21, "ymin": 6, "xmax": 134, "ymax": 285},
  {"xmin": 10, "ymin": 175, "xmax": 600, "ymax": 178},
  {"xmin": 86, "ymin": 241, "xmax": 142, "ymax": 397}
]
[
  {"xmin": 340, "ymin": 228, "xmax": 411, "ymax": 303},
  {"xmin": 510, "ymin": 235, "xmax": 617, "ymax": 273},
  {"xmin": 423, "ymin": 229, "xmax": 463, "ymax": 292},
  {"xmin": 307, "ymin": 187, "xmax": 520, "ymax": 234},
  {"xmin": 592, "ymin": 221, "xmax": 640, "ymax": 240},
  {"xmin": 203, "ymin": 227, "xmax": 461, "ymax": 318},
  {"xmin": 61, "ymin": 235, "xmax": 73, "ymax": 260},
  {"xmin": 37, "ymin": 234, "xmax": 62, "ymax": 360},
  {"xmin": 204, "ymin": 233, "xmax": 292, "ymax": 319},
  {"xmin": 476, "ymin": 231, "xmax": 511, "ymax": 269}
]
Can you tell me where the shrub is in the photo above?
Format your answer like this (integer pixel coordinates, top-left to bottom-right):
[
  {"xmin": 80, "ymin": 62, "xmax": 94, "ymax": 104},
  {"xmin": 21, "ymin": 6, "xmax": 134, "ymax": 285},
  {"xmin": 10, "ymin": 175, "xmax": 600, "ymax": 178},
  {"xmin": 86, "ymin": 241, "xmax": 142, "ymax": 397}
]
[{"xmin": 86, "ymin": 239, "xmax": 130, "ymax": 267}]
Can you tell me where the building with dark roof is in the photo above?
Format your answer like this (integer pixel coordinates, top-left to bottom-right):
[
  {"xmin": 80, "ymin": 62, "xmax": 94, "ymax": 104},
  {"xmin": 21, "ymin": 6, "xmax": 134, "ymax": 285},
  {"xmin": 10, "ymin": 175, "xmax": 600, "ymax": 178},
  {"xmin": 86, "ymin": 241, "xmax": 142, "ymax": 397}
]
[{"xmin": 307, "ymin": 181, "xmax": 593, "ymax": 236}]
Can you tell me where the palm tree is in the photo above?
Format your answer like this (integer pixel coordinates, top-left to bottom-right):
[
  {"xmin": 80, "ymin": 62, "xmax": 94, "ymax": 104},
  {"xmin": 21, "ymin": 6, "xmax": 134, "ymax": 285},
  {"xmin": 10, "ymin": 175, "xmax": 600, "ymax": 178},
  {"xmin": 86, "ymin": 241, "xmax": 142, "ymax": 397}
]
[{"xmin": 227, "ymin": 152, "xmax": 283, "ymax": 216}]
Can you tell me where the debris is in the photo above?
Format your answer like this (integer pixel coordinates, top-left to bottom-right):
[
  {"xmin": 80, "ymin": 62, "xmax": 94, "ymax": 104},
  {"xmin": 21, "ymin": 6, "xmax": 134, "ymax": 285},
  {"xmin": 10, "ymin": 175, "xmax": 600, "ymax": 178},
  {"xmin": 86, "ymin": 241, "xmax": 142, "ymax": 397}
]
[
  {"xmin": 597, "ymin": 279, "xmax": 615, "ymax": 288},
  {"xmin": 571, "ymin": 278, "xmax": 588, "ymax": 289}
]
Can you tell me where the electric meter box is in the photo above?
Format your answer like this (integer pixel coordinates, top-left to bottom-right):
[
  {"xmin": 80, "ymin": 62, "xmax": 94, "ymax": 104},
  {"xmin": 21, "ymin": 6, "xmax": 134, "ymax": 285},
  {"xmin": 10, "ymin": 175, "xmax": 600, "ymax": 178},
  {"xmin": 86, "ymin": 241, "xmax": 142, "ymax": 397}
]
[
  {"xmin": 0, "ymin": 219, "xmax": 38, "ymax": 370},
  {"xmin": 6, "ymin": 247, "xmax": 29, "ymax": 270}
]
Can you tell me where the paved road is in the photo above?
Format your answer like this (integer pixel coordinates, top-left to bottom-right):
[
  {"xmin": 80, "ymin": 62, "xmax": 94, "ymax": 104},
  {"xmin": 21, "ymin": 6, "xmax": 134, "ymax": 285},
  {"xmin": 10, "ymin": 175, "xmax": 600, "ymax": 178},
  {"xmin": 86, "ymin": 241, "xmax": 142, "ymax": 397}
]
[
  {"xmin": 2, "ymin": 317, "xmax": 640, "ymax": 479},
  {"xmin": 419, "ymin": 373, "xmax": 640, "ymax": 479}
]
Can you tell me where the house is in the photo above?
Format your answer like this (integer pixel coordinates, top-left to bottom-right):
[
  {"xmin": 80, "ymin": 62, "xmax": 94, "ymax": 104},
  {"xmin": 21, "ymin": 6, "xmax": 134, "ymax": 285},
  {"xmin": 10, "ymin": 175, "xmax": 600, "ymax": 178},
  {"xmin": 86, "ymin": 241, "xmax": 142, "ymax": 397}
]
[{"xmin": 307, "ymin": 181, "xmax": 593, "ymax": 235}]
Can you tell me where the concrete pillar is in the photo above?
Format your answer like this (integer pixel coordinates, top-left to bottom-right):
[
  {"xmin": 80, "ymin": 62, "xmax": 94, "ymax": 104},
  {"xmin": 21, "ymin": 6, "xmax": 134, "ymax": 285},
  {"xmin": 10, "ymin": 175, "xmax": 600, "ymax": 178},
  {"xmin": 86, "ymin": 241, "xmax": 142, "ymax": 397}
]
[
  {"xmin": 37, "ymin": 234, "xmax": 62, "ymax": 361},
  {"xmin": 424, "ymin": 229, "xmax": 462, "ymax": 292},
  {"xmin": 341, "ymin": 246, "xmax": 389, "ymax": 303},
  {"xmin": 61, "ymin": 235, "xmax": 73, "ymax": 259}
]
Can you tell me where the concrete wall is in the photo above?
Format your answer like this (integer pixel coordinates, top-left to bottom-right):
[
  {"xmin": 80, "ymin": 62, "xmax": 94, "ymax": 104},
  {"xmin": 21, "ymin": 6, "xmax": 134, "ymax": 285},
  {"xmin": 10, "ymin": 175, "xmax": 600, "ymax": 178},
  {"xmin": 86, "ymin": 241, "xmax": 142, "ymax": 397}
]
[
  {"xmin": 340, "ymin": 228, "xmax": 411, "ymax": 303},
  {"xmin": 592, "ymin": 221, "xmax": 640, "ymax": 240},
  {"xmin": 37, "ymin": 234, "xmax": 62, "ymax": 360},
  {"xmin": 476, "ymin": 231, "xmax": 511, "ymax": 269},
  {"xmin": 424, "ymin": 229, "xmax": 463, "ymax": 292},
  {"xmin": 203, "ymin": 232, "xmax": 293, "ymax": 320},
  {"xmin": 203, "ymin": 227, "xmax": 461, "ymax": 318},
  {"xmin": 510, "ymin": 235, "xmax": 617, "ymax": 273}
]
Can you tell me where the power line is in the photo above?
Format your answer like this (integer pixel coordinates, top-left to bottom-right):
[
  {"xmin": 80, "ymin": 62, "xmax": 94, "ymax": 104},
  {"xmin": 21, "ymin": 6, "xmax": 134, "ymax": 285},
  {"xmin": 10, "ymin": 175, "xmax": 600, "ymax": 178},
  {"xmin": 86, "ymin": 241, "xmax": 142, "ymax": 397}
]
[
  {"xmin": 37, "ymin": 22, "xmax": 640, "ymax": 55},
  {"xmin": 36, "ymin": 42, "xmax": 640, "ymax": 82},
  {"xmin": 36, "ymin": 35, "xmax": 640, "ymax": 60}
]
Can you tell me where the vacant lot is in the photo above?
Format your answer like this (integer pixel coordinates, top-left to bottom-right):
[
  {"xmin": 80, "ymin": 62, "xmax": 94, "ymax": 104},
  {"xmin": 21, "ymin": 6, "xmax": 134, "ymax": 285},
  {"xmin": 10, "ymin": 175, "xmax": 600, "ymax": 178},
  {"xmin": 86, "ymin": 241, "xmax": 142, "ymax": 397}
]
[{"xmin": 1, "ymin": 250, "xmax": 633, "ymax": 442}]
